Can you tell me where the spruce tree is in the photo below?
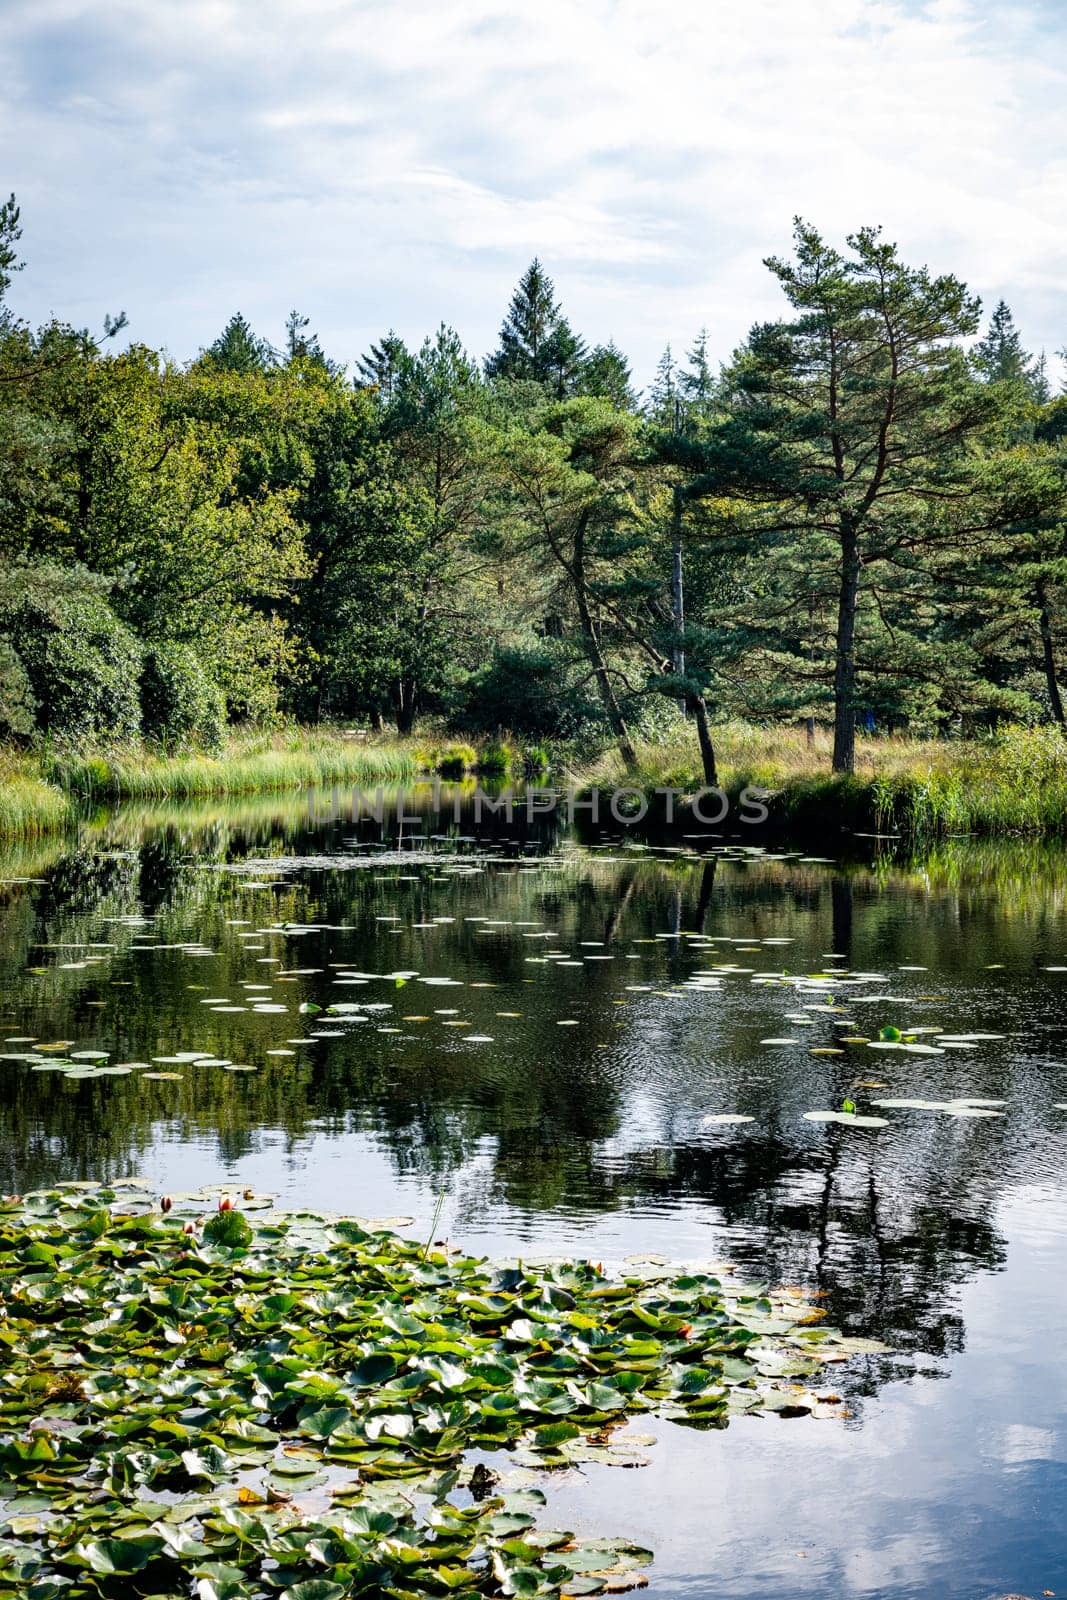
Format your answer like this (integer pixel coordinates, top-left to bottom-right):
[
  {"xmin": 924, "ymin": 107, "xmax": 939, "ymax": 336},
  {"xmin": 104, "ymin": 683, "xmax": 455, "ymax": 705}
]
[
  {"xmin": 284, "ymin": 309, "xmax": 333, "ymax": 371},
  {"xmin": 485, "ymin": 259, "xmax": 586, "ymax": 394},
  {"xmin": 975, "ymin": 300, "xmax": 1049, "ymax": 401},
  {"xmin": 582, "ymin": 341, "xmax": 636, "ymax": 409},
  {"xmin": 356, "ymin": 332, "xmax": 410, "ymax": 398},
  {"xmin": 679, "ymin": 328, "xmax": 715, "ymax": 419},
  {"xmin": 200, "ymin": 313, "xmax": 275, "ymax": 374},
  {"xmin": 645, "ymin": 344, "xmax": 679, "ymax": 428}
]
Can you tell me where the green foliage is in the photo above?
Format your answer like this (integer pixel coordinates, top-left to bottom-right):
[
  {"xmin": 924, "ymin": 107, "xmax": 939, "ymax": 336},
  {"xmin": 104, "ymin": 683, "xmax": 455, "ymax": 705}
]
[
  {"xmin": 3, "ymin": 566, "xmax": 142, "ymax": 740},
  {"xmin": 452, "ymin": 645, "xmax": 605, "ymax": 741},
  {"xmin": 140, "ymin": 641, "xmax": 226, "ymax": 748},
  {"xmin": 477, "ymin": 738, "xmax": 516, "ymax": 774},
  {"xmin": 437, "ymin": 741, "xmax": 478, "ymax": 776},
  {"xmin": 1, "ymin": 191, "xmax": 1066, "ymax": 793},
  {"xmin": 198, "ymin": 311, "xmax": 276, "ymax": 373},
  {"xmin": 0, "ymin": 636, "xmax": 34, "ymax": 738},
  {"xmin": 0, "ymin": 1183, "xmax": 875, "ymax": 1599}
]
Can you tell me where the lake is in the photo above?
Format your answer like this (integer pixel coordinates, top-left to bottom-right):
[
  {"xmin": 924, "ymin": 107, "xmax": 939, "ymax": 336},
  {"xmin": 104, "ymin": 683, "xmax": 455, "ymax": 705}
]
[{"xmin": 2, "ymin": 783, "xmax": 1066, "ymax": 1599}]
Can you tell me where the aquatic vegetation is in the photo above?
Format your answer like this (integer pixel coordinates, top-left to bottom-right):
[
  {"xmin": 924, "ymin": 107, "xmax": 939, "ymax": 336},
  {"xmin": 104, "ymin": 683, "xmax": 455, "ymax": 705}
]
[
  {"xmin": 477, "ymin": 741, "xmax": 517, "ymax": 776},
  {"xmin": 436, "ymin": 743, "xmax": 479, "ymax": 777},
  {"xmin": 0, "ymin": 733, "xmax": 427, "ymax": 837},
  {"xmin": 0, "ymin": 1185, "xmax": 880, "ymax": 1599}
]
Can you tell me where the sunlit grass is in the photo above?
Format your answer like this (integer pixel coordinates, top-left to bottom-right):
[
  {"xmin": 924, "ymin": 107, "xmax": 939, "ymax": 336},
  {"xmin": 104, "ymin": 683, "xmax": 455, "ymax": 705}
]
[
  {"xmin": 42, "ymin": 727, "xmax": 423, "ymax": 801},
  {"xmin": 0, "ymin": 728, "xmax": 428, "ymax": 836},
  {"xmin": 0, "ymin": 750, "xmax": 76, "ymax": 837},
  {"xmin": 571, "ymin": 721, "xmax": 1067, "ymax": 839}
]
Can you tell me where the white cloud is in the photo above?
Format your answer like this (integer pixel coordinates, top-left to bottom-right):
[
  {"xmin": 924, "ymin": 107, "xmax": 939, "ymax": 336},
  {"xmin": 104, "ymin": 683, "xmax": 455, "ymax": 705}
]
[{"xmin": 1, "ymin": 0, "xmax": 1065, "ymax": 385}]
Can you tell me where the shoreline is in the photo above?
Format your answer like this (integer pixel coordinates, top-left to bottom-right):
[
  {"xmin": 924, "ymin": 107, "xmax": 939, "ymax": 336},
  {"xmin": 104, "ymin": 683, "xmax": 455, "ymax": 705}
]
[{"xmin": 2, "ymin": 723, "xmax": 1066, "ymax": 842}]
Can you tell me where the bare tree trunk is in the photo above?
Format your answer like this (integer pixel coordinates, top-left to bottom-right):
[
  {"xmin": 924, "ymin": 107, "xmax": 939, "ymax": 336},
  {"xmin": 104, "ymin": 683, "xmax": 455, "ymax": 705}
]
[
  {"xmin": 1036, "ymin": 577, "xmax": 1066, "ymax": 729},
  {"xmin": 394, "ymin": 679, "xmax": 416, "ymax": 735},
  {"xmin": 575, "ymin": 585, "xmax": 638, "ymax": 769},
  {"xmin": 688, "ymin": 692, "xmax": 718, "ymax": 786},
  {"xmin": 671, "ymin": 486, "xmax": 686, "ymax": 715},
  {"xmin": 832, "ymin": 522, "xmax": 861, "ymax": 774},
  {"xmin": 572, "ymin": 512, "xmax": 638, "ymax": 770}
]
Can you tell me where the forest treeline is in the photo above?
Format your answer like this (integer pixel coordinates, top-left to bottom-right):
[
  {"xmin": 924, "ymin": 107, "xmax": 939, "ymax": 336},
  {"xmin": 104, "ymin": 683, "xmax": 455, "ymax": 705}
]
[{"xmin": 2, "ymin": 193, "xmax": 1066, "ymax": 778}]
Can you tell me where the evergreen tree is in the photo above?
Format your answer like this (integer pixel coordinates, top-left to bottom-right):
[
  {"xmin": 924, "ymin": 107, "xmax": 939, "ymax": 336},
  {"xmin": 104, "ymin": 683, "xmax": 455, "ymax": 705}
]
[
  {"xmin": 679, "ymin": 328, "xmax": 715, "ymax": 419},
  {"xmin": 708, "ymin": 222, "xmax": 1045, "ymax": 771},
  {"xmin": 485, "ymin": 259, "xmax": 586, "ymax": 395},
  {"xmin": 541, "ymin": 317, "xmax": 588, "ymax": 399},
  {"xmin": 582, "ymin": 341, "xmax": 636, "ymax": 409},
  {"xmin": 284, "ymin": 309, "xmax": 333, "ymax": 372},
  {"xmin": 200, "ymin": 313, "xmax": 275, "ymax": 374},
  {"xmin": 0, "ymin": 193, "xmax": 22, "ymax": 310},
  {"xmin": 485, "ymin": 259, "xmax": 560, "ymax": 382},
  {"xmin": 975, "ymin": 300, "xmax": 1048, "ymax": 400},
  {"xmin": 356, "ymin": 331, "xmax": 410, "ymax": 398},
  {"xmin": 645, "ymin": 344, "xmax": 680, "ymax": 427}
]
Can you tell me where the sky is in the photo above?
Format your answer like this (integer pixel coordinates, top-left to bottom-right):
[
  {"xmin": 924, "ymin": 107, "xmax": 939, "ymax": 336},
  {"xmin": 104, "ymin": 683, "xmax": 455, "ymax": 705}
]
[{"xmin": 2, "ymin": 0, "xmax": 1066, "ymax": 392}]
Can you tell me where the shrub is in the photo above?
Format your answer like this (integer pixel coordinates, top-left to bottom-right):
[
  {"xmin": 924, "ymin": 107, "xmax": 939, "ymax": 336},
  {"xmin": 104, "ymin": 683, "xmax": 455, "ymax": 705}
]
[
  {"xmin": 11, "ymin": 588, "xmax": 142, "ymax": 741},
  {"xmin": 452, "ymin": 646, "xmax": 604, "ymax": 740},
  {"xmin": 141, "ymin": 642, "xmax": 226, "ymax": 748},
  {"xmin": 0, "ymin": 638, "xmax": 35, "ymax": 739}
]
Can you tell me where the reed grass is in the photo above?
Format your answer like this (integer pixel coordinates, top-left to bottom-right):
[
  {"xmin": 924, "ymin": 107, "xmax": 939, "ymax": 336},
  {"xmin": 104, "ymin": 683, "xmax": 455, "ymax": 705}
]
[
  {"xmin": 42, "ymin": 728, "xmax": 423, "ymax": 801},
  {"xmin": 0, "ymin": 751, "xmax": 77, "ymax": 838},
  {"xmin": 570, "ymin": 721, "xmax": 1067, "ymax": 839},
  {"xmin": 0, "ymin": 728, "xmax": 426, "ymax": 837}
]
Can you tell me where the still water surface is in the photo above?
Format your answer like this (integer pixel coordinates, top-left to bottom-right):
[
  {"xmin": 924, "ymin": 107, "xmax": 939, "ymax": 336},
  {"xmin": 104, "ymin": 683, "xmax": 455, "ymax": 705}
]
[{"xmin": 2, "ymin": 787, "xmax": 1066, "ymax": 1598}]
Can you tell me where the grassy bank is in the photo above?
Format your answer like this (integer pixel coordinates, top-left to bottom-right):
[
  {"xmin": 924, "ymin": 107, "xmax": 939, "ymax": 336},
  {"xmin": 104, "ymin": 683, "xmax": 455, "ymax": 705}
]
[
  {"xmin": 0, "ymin": 729, "xmax": 426, "ymax": 838},
  {"xmin": 0, "ymin": 749, "xmax": 79, "ymax": 837},
  {"xmin": 573, "ymin": 722, "xmax": 1067, "ymax": 839}
]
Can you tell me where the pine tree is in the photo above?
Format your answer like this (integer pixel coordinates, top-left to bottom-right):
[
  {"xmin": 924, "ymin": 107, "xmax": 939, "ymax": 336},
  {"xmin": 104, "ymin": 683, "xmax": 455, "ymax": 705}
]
[
  {"xmin": 200, "ymin": 313, "xmax": 275, "ymax": 374},
  {"xmin": 0, "ymin": 193, "xmax": 22, "ymax": 309},
  {"xmin": 701, "ymin": 222, "xmax": 1046, "ymax": 772}
]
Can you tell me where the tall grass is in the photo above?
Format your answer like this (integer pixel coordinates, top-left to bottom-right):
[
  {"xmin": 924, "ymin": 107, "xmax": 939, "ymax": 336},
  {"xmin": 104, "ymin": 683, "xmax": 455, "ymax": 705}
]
[
  {"xmin": 570, "ymin": 721, "xmax": 1067, "ymax": 839},
  {"xmin": 0, "ymin": 728, "xmax": 427, "ymax": 837},
  {"xmin": 42, "ymin": 728, "xmax": 423, "ymax": 801},
  {"xmin": 0, "ymin": 751, "xmax": 76, "ymax": 838}
]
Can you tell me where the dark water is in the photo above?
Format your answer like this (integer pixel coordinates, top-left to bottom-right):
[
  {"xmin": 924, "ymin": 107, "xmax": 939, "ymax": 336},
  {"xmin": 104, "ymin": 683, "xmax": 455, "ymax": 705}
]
[{"xmin": 2, "ymin": 785, "xmax": 1067, "ymax": 1599}]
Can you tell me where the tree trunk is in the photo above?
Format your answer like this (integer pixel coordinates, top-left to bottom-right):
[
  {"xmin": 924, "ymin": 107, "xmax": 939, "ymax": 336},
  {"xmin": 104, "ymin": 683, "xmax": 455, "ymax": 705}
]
[
  {"xmin": 369, "ymin": 706, "xmax": 384, "ymax": 733},
  {"xmin": 573, "ymin": 589, "xmax": 637, "ymax": 768},
  {"xmin": 394, "ymin": 679, "xmax": 416, "ymax": 735},
  {"xmin": 832, "ymin": 523, "xmax": 861, "ymax": 773},
  {"xmin": 572, "ymin": 513, "xmax": 638, "ymax": 770},
  {"xmin": 688, "ymin": 692, "xmax": 718, "ymax": 786},
  {"xmin": 1036, "ymin": 577, "xmax": 1066, "ymax": 729},
  {"xmin": 671, "ymin": 486, "xmax": 686, "ymax": 714}
]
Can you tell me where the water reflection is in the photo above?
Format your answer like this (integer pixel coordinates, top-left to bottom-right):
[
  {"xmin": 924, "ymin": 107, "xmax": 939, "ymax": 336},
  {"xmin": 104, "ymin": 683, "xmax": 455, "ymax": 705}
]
[{"xmin": 2, "ymin": 788, "xmax": 1067, "ymax": 1596}]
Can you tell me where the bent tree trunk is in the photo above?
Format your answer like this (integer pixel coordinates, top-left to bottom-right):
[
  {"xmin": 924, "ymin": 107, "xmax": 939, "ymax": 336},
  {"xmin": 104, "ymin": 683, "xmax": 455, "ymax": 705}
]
[
  {"xmin": 1036, "ymin": 577, "xmax": 1066, "ymax": 729},
  {"xmin": 575, "ymin": 586, "xmax": 637, "ymax": 770},
  {"xmin": 832, "ymin": 522, "xmax": 861, "ymax": 774},
  {"xmin": 571, "ymin": 511, "xmax": 638, "ymax": 771},
  {"xmin": 688, "ymin": 692, "xmax": 718, "ymax": 786}
]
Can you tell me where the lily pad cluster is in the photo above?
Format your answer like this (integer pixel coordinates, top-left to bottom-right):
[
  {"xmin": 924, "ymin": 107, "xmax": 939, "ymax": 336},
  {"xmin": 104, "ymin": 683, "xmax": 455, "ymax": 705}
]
[{"xmin": 0, "ymin": 1185, "xmax": 884, "ymax": 1599}]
